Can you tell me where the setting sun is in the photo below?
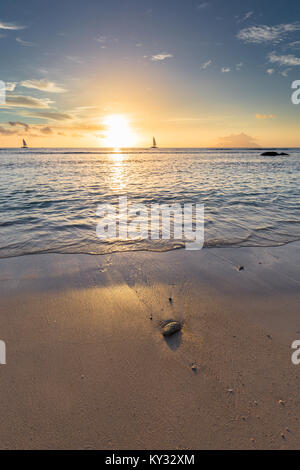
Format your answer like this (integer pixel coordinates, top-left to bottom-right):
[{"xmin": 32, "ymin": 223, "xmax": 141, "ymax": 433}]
[{"xmin": 103, "ymin": 115, "xmax": 137, "ymax": 148}]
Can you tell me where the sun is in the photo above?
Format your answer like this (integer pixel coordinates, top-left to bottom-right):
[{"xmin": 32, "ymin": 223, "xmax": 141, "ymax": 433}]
[{"xmin": 103, "ymin": 115, "xmax": 137, "ymax": 148}]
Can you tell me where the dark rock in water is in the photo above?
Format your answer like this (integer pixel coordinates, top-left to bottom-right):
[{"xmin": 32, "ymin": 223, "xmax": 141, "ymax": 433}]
[
  {"xmin": 162, "ymin": 321, "xmax": 182, "ymax": 337},
  {"xmin": 261, "ymin": 151, "xmax": 289, "ymax": 156},
  {"xmin": 261, "ymin": 152, "xmax": 278, "ymax": 156}
]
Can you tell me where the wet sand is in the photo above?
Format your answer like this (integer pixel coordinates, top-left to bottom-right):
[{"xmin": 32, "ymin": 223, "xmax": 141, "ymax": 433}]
[{"xmin": 0, "ymin": 243, "xmax": 299, "ymax": 449}]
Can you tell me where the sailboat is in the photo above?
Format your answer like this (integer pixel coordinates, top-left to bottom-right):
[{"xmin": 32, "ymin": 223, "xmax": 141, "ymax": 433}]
[
  {"xmin": 150, "ymin": 137, "xmax": 158, "ymax": 149},
  {"xmin": 21, "ymin": 139, "xmax": 28, "ymax": 149}
]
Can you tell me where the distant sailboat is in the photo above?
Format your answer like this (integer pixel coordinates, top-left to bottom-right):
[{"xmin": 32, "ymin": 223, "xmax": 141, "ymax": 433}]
[
  {"xmin": 22, "ymin": 139, "xmax": 28, "ymax": 149},
  {"xmin": 151, "ymin": 137, "xmax": 158, "ymax": 149}
]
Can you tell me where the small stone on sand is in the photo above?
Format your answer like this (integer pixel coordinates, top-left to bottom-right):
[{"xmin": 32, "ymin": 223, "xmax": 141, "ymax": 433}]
[
  {"xmin": 237, "ymin": 265, "xmax": 244, "ymax": 272},
  {"xmin": 162, "ymin": 321, "xmax": 181, "ymax": 337}
]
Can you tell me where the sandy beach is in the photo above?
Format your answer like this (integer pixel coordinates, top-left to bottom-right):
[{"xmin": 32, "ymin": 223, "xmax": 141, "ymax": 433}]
[{"xmin": 0, "ymin": 243, "xmax": 299, "ymax": 450}]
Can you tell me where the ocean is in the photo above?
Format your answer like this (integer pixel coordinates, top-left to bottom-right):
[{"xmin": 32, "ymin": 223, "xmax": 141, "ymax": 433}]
[{"xmin": 0, "ymin": 148, "xmax": 299, "ymax": 258}]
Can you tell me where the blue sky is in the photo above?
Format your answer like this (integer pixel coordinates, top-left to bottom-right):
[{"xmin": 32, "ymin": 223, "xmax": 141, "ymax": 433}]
[{"xmin": 0, "ymin": 0, "xmax": 300, "ymax": 147}]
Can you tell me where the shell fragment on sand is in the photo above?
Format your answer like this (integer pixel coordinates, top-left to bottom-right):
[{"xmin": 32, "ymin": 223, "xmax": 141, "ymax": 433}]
[{"xmin": 162, "ymin": 321, "xmax": 182, "ymax": 337}]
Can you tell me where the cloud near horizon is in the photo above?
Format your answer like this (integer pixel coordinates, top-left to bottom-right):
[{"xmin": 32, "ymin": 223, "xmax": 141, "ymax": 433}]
[
  {"xmin": 216, "ymin": 132, "xmax": 259, "ymax": 148},
  {"xmin": 0, "ymin": 119, "xmax": 105, "ymax": 140},
  {"xmin": 256, "ymin": 113, "xmax": 276, "ymax": 120},
  {"xmin": 0, "ymin": 121, "xmax": 52, "ymax": 137}
]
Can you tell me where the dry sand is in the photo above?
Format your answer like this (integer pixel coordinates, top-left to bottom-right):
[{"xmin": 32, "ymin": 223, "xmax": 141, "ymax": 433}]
[{"xmin": 0, "ymin": 243, "xmax": 299, "ymax": 450}]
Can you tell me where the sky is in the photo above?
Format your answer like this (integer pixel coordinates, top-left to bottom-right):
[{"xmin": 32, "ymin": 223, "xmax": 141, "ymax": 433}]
[{"xmin": 0, "ymin": 0, "xmax": 300, "ymax": 147}]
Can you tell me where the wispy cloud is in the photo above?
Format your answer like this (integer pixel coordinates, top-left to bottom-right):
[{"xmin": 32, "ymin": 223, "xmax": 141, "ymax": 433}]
[
  {"xmin": 8, "ymin": 121, "xmax": 30, "ymax": 131},
  {"xmin": 94, "ymin": 35, "xmax": 118, "ymax": 48},
  {"xmin": 166, "ymin": 115, "xmax": 233, "ymax": 123},
  {"xmin": 66, "ymin": 55, "xmax": 84, "ymax": 64},
  {"xmin": 40, "ymin": 126, "xmax": 53, "ymax": 134},
  {"xmin": 24, "ymin": 111, "xmax": 73, "ymax": 121},
  {"xmin": 16, "ymin": 37, "xmax": 35, "ymax": 47},
  {"xmin": 243, "ymin": 11, "xmax": 254, "ymax": 21},
  {"xmin": 268, "ymin": 51, "xmax": 300, "ymax": 66},
  {"xmin": 200, "ymin": 59, "xmax": 212, "ymax": 70},
  {"xmin": 196, "ymin": 2, "xmax": 210, "ymax": 10},
  {"xmin": 290, "ymin": 41, "xmax": 300, "ymax": 49},
  {"xmin": 256, "ymin": 113, "xmax": 276, "ymax": 120},
  {"xmin": 221, "ymin": 67, "xmax": 230, "ymax": 73},
  {"xmin": 238, "ymin": 23, "xmax": 300, "ymax": 44},
  {"xmin": 95, "ymin": 35, "xmax": 107, "ymax": 43},
  {"xmin": 266, "ymin": 68, "xmax": 275, "ymax": 75},
  {"xmin": 236, "ymin": 62, "xmax": 243, "ymax": 71},
  {"xmin": 2, "ymin": 95, "xmax": 53, "ymax": 109},
  {"xmin": 0, "ymin": 126, "xmax": 17, "ymax": 136},
  {"xmin": 151, "ymin": 53, "xmax": 173, "ymax": 61},
  {"xmin": 1, "ymin": 121, "xmax": 28, "ymax": 135},
  {"xmin": 21, "ymin": 79, "xmax": 67, "ymax": 93},
  {"xmin": 236, "ymin": 11, "xmax": 254, "ymax": 24},
  {"xmin": 5, "ymin": 82, "xmax": 17, "ymax": 92},
  {"xmin": 0, "ymin": 20, "xmax": 25, "ymax": 30}
]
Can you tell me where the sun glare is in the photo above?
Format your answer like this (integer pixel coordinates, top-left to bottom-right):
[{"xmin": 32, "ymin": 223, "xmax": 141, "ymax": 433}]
[{"xmin": 103, "ymin": 115, "xmax": 137, "ymax": 149}]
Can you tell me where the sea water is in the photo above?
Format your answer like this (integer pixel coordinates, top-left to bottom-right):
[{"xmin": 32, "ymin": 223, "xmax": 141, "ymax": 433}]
[{"xmin": 0, "ymin": 148, "xmax": 299, "ymax": 258}]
